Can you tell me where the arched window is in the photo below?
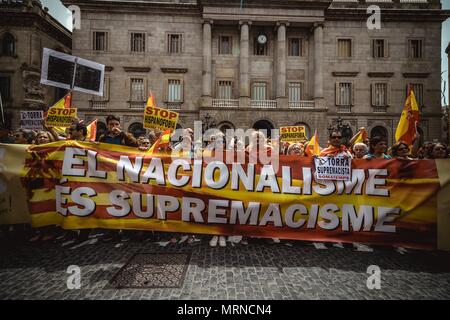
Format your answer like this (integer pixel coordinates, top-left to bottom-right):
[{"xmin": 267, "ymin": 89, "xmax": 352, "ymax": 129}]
[
  {"xmin": 253, "ymin": 120, "xmax": 274, "ymax": 138},
  {"xmin": 128, "ymin": 122, "xmax": 146, "ymax": 139},
  {"xmin": 2, "ymin": 33, "xmax": 15, "ymax": 56},
  {"xmin": 370, "ymin": 126, "xmax": 388, "ymax": 140},
  {"xmin": 96, "ymin": 121, "xmax": 107, "ymax": 141},
  {"xmin": 218, "ymin": 121, "xmax": 235, "ymax": 134}
]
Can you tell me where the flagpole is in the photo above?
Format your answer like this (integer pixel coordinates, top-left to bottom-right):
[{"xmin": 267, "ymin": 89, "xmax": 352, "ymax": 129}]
[
  {"xmin": 69, "ymin": 57, "xmax": 78, "ymax": 100},
  {"xmin": 0, "ymin": 91, "xmax": 4, "ymax": 124},
  {"xmin": 71, "ymin": 58, "xmax": 78, "ymax": 91}
]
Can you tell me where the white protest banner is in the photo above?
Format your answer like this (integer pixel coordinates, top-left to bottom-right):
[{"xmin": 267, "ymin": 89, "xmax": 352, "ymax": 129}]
[
  {"xmin": 20, "ymin": 111, "xmax": 44, "ymax": 130},
  {"xmin": 314, "ymin": 157, "xmax": 352, "ymax": 181},
  {"xmin": 40, "ymin": 48, "xmax": 105, "ymax": 96}
]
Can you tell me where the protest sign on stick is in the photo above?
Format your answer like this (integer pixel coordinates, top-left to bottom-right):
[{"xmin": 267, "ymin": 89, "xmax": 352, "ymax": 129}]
[
  {"xmin": 41, "ymin": 48, "xmax": 105, "ymax": 96},
  {"xmin": 20, "ymin": 111, "xmax": 44, "ymax": 131}
]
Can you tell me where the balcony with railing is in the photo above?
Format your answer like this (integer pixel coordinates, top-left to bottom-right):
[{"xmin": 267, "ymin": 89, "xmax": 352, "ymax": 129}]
[
  {"xmin": 165, "ymin": 102, "xmax": 182, "ymax": 110},
  {"xmin": 372, "ymin": 105, "xmax": 388, "ymax": 113},
  {"xmin": 288, "ymin": 101, "xmax": 315, "ymax": 109},
  {"xmin": 91, "ymin": 101, "xmax": 108, "ymax": 109},
  {"xmin": 129, "ymin": 101, "xmax": 146, "ymax": 109},
  {"xmin": 250, "ymin": 100, "xmax": 277, "ymax": 109},
  {"xmin": 336, "ymin": 105, "xmax": 352, "ymax": 113},
  {"xmin": 212, "ymin": 99, "xmax": 239, "ymax": 108}
]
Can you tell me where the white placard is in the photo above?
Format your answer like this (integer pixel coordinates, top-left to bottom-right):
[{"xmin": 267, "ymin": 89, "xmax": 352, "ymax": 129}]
[
  {"xmin": 314, "ymin": 157, "xmax": 352, "ymax": 181},
  {"xmin": 20, "ymin": 111, "xmax": 44, "ymax": 130},
  {"xmin": 40, "ymin": 48, "xmax": 105, "ymax": 96}
]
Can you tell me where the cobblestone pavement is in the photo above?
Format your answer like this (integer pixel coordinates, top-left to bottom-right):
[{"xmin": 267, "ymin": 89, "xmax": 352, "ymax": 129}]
[{"xmin": 0, "ymin": 230, "xmax": 449, "ymax": 300}]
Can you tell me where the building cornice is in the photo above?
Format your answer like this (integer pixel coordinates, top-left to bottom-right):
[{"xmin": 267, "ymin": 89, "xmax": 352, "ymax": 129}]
[
  {"xmin": 0, "ymin": 11, "xmax": 72, "ymax": 48},
  {"xmin": 402, "ymin": 72, "xmax": 430, "ymax": 78},
  {"xmin": 332, "ymin": 72, "xmax": 359, "ymax": 77},
  {"xmin": 161, "ymin": 68, "xmax": 188, "ymax": 74},
  {"xmin": 326, "ymin": 8, "xmax": 450, "ymax": 23},
  {"xmin": 368, "ymin": 72, "xmax": 395, "ymax": 78},
  {"xmin": 62, "ymin": 0, "xmax": 200, "ymax": 15},
  {"xmin": 123, "ymin": 67, "xmax": 151, "ymax": 73},
  {"xmin": 199, "ymin": 0, "xmax": 332, "ymax": 10}
]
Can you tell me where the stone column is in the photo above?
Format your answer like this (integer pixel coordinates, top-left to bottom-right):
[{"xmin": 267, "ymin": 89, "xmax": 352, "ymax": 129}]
[
  {"xmin": 202, "ymin": 20, "xmax": 212, "ymax": 107},
  {"xmin": 239, "ymin": 20, "xmax": 251, "ymax": 107},
  {"xmin": 313, "ymin": 22, "xmax": 324, "ymax": 108},
  {"xmin": 276, "ymin": 21, "xmax": 288, "ymax": 108}
]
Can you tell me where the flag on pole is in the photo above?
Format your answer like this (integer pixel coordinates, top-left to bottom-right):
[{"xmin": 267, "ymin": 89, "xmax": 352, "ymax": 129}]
[
  {"xmin": 0, "ymin": 91, "xmax": 4, "ymax": 124},
  {"xmin": 395, "ymin": 86, "xmax": 420, "ymax": 146},
  {"xmin": 47, "ymin": 92, "xmax": 72, "ymax": 111},
  {"xmin": 305, "ymin": 130, "xmax": 321, "ymax": 156},
  {"xmin": 354, "ymin": 128, "xmax": 369, "ymax": 144},
  {"xmin": 86, "ymin": 119, "xmax": 98, "ymax": 141}
]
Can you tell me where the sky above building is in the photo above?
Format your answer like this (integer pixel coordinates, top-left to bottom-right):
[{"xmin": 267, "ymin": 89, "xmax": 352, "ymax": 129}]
[{"xmin": 40, "ymin": 0, "xmax": 450, "ymax": 105}]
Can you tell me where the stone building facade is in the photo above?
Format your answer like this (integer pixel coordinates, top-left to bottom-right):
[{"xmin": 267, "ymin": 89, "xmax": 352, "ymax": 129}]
[
  {"xmin": 62, "ymin": 0, "xmax": 448, "ymax": 145},
  {"xmin": 0, "ymin": 0, "xmax": 72, "ymax": 129}
]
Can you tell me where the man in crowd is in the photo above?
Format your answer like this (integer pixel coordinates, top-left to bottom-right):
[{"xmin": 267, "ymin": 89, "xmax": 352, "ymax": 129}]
[
  {"xmin": 320, "ymin": 130, "xmax": 353, "ymax": 158},
  {"xmin": 98, "ymin": 115, "xmax": 138, "ymax": 147},
  {"xmin": 68, "ymin": 123, "xmax": 90, "ymax": 142},
  {"xmin": 97, "ymin": 115, "xmax": 137, "ymax": 242}
]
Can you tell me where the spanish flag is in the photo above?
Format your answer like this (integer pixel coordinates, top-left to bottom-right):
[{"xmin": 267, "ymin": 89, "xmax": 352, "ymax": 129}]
[
  {"xmin": 395, "ymin": 86, "xmax": 420, "ymax": 146},
  {"xmin": 146, "ymin": 92, "xmax": 157, "ymax": 108},
  {"xmin": 148, "ymin": 129, "xmax": 172, "ymax": 154},
  {"xmin": 354, "ymin": 128, "xmax": 368, "ymax": 144},
  {"xmin": 305, "ymin": 130, "xmax": 320, "ymax": 156},
  {"xmin": 86, "ymin": 119, "xmax": 98, "ymax": 141},
  {"xmin": 50, "ymin": 92, "xmax": 72, "ymax": 110}
]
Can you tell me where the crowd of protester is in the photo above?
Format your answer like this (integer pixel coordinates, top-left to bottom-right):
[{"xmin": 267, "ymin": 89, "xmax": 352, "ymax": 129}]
[{"xmin": 0, "ymin": 117, "xmax": 449, "ymax": 247}]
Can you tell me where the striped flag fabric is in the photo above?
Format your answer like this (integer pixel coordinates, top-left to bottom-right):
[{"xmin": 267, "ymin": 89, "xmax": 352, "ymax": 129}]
[
  {"xmin": 305, "ymin": 130, "xmax": 320, "ymax": 156},
  {"xmin": 395, "ymin": 86, "xmax": 420, "ymax": 146}
]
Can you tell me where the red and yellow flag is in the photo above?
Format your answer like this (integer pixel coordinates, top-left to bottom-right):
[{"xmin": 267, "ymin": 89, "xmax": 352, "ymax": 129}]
[
  {"xmin": 354, "ymin": 128, "xmax": 369, "ymax": 144},
  {"xmin": 395, "ymin": 86, "xmax": 420, "ymax": 146},
  {"xmin": 148, "ymin": 129, "xmax": 172, "ymax": 154},
  {"xmin": 305, "ymin": 130, "xmax": 320, "ymax": 156},
  {"xmin": 86, "ymin": 119, "xmax": 98, "ymax": 141}
]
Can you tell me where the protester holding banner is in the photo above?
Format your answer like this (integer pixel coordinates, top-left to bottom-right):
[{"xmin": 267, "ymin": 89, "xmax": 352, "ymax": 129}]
[
  {"xmin": 14, "ymin": 130, "xmax": 34, "ymax": 144},
  {"xmin": 68, "ymin": 123, "xmax": 91, "ymax": 142},
  {"xmin": 390, "ymin": 141, "xmax": 415, "ymax": 160},
  {"xmin": 428, "ymin": 142, "xmax": 448, "ymax": 159},
  {"xmin": 364, "ymin": 136, "xmax": 392, "ymax": 159},
  {"xmin": 287, "ymin": 143, "xmax": 305, "ymax": 156},
  {"xmin": 98, "ymin": 115, "xmax": 138, "ymax": 147},
  {"xmin": 34, "ymin": 131, "xmax": 54, "ymax": 145},
  {"xmin": 352, "ymin": 143, "xmax": 368, "ymax": 159},
  {"xmin": 97, "ymin": 115, "xmax": 137, "ymax": 242},
  {"xmin": 319, "ymin": 131, "xmax": 353, "ymax": 158},
  {"xmin": 138, "ymin": 137, "xmax": 152, "ymax": 151}
]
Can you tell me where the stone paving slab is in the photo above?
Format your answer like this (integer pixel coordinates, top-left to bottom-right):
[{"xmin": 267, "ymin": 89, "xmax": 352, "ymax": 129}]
[{"xmin": 0, "ymin": 232, "xmax": 449, "ymax": 300}]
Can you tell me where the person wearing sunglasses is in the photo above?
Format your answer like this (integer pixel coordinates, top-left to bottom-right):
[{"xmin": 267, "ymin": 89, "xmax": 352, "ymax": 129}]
[
  {"xmin": 320, "ymin": 130, "xmax": 353, "ymax": 158},
  {"xmin": 390, "ymin": 142, "xmax": 414, "ymax": 160},
  {"xmin": 14, "ymin": 130, "xmax": 34, "ymax": 144}
]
